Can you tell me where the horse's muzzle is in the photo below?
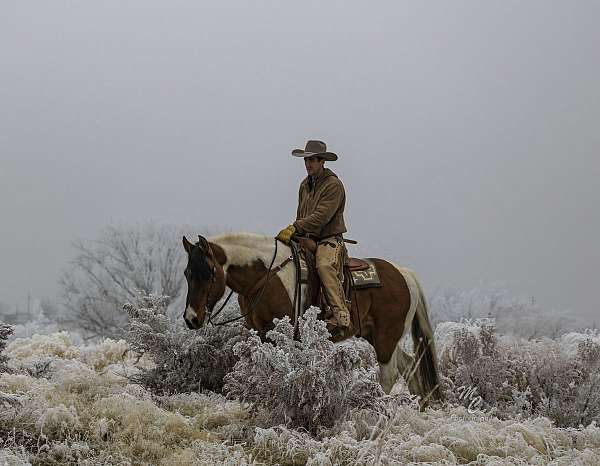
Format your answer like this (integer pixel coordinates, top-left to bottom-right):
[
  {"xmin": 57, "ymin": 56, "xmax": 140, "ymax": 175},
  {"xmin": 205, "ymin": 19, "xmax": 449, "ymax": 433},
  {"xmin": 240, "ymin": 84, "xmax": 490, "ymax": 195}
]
[{"xmin": 183, "ymin": 305, "xmax": 205, "ymax": 329}]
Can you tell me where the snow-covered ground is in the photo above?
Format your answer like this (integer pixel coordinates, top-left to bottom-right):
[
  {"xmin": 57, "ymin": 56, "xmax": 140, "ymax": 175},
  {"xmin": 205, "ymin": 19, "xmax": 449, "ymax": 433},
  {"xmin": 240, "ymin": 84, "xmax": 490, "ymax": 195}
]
[{"xmin": 1, "ymin": 319, "xmax": 599, "ymax": 465}]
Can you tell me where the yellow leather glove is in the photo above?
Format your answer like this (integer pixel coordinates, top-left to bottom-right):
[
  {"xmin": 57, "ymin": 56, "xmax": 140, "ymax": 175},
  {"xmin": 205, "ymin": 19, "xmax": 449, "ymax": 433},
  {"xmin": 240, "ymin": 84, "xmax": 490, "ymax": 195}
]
[{"xmin": 275, "ymin": 224, "xmax": 296, "ymax": 244}]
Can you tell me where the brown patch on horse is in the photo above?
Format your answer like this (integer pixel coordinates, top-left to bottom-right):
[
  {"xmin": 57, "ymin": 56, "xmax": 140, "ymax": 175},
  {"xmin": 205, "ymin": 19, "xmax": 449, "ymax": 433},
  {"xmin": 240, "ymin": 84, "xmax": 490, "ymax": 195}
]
[
  {"xmin": 209, "ymin": 242, "xmax": 227, "ymax": 266},
  {"xmin": 351, "ymin": 259, "xmax": 411, "ymax": 363},
  {"xmin": 209, "ymin": 242, "xmax": 293, "ymax": 338}
]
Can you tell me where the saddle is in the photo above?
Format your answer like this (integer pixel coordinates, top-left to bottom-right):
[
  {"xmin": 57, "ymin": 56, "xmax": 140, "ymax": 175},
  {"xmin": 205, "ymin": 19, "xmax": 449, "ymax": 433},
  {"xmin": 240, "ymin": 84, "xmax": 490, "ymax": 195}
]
[{"xmin": 295, "ymin": 237, "xmax": 381, "ymax": 322}]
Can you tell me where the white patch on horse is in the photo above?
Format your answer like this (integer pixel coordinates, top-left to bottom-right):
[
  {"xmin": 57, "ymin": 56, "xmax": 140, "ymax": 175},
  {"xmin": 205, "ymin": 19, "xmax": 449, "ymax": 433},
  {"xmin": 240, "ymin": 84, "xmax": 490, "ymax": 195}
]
[
  {"xmin": 379, "ymin": 339, "xmax": 421, "ymax": 395},
  {"xmin": 379, "ymin": 341, "xmax": 401, "ymax": 394},
  {"xmin": 208, "ymin": 232, "xmax": 299, "ymax": 307},
  {"xmin": 276, "ymin": 263, "xmax": 305, "ymax": 311},
  {"xmin": 185, "ymin": 305, "xmax": 197, "ymax": 322},
  {"xmin": 390, "ymin": 263, "xmax": 420, "ymax": 340}
]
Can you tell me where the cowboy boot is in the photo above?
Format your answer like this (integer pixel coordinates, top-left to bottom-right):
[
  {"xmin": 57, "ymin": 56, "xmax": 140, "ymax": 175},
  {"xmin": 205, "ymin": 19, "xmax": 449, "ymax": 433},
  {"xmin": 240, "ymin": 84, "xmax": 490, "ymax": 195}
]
[{"xmin": 326, "ymin": 307, "xmax": 354, "ymax": 342}]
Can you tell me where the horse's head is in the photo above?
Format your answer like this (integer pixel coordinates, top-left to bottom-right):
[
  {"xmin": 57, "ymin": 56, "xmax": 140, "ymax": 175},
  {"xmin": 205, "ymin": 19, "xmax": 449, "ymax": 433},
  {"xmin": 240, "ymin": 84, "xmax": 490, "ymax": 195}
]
[{"xmin": 182, "ymin": 235, "xmax": 226, "ymax": 329}]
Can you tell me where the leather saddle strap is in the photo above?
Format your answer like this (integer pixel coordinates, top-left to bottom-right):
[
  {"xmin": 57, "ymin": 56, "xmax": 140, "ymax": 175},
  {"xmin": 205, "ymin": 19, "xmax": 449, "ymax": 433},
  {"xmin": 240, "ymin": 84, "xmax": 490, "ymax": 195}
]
[{"xmin": 271, "ymin": 256, "xmax": 293, "ymax": 275}]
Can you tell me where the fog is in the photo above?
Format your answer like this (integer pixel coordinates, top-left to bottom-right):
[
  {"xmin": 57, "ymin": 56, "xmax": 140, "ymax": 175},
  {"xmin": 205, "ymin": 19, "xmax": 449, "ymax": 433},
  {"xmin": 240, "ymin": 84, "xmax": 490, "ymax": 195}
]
[{"xmin": 1, "ymin": 1, "xmax": 598, "ymax": 322}]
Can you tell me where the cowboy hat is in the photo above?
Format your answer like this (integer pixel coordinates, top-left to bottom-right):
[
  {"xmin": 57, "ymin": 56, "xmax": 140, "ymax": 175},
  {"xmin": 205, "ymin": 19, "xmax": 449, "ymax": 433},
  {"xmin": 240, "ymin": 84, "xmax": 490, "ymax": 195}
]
[{"xmin": 291, "ymin": 140, "xmax": 338, "ymax": 161}]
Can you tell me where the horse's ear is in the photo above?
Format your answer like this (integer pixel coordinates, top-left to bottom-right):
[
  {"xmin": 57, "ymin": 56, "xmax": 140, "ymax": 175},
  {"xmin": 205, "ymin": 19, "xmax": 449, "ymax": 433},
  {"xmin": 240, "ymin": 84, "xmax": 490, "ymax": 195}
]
[
  {"xmin": 198, "ymin": 235, "xmax": 210, "ymax": 253},
  {"xmin": 182, "ymin": 236, "xmax": 194, "ymax": 254}
]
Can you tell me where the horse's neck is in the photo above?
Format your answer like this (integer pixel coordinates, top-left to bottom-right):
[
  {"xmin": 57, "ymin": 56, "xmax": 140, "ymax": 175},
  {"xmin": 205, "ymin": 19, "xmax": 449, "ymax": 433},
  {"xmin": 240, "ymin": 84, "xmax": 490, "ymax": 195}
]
[
  {"xmin": 208, "ymin": 232, "xmax": 290, "ymax": 296},
  {"xmin": 224, "ymin": 263, "xmax": 265, "ymax": 297}
]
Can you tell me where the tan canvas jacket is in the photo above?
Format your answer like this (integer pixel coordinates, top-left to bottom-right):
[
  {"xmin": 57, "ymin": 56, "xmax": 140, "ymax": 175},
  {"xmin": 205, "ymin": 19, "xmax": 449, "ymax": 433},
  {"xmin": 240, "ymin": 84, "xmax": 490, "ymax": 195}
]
[{"xmin": 293, "ymin": 168, "xmax": 347, "ymax": 240}]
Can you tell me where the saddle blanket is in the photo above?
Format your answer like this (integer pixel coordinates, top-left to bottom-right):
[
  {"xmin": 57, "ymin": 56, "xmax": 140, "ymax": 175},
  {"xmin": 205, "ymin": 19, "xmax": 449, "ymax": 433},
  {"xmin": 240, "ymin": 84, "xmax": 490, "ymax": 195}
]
[{"xmin": 298, "ymin": 257, "xmax": 382, "ymax": 289}]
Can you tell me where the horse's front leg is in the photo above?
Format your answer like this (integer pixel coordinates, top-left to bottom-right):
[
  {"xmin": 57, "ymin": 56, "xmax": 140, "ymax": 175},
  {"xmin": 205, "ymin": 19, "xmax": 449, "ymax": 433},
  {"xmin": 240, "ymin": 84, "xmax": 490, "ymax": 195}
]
[
  {"xmin": 238, "ymin": 295, "xmax": 256, "ymax": 331},
  {"xmin": 238, "ymin": 295, "xmax": 274, "ymax": 341}
]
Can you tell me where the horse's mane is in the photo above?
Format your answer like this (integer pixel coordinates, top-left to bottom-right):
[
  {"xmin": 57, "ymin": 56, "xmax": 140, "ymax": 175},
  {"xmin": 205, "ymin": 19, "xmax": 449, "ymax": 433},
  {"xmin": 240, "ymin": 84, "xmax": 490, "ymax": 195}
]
[{"xmin": 208, "ymin": 232, "xmax": 290, "ymax": 271}]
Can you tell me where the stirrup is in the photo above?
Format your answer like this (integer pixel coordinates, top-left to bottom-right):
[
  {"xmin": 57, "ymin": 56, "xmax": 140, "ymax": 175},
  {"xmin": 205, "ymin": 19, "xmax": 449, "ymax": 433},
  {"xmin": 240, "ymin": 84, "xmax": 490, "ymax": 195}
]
[
  {"xmin": 326, "ymin": 322, "xmax": 354, "ymax": 342},
  {"xmin": 325, "ymin": 317, "xmax": 352, "ymax": 332}
]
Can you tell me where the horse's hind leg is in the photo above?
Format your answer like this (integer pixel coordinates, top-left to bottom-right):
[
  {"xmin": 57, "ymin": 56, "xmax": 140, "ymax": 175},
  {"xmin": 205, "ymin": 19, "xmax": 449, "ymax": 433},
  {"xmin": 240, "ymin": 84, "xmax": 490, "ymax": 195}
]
[
  {"xmin": 379, "ymin": 341, "xmax": 421, "ymax": 395},
  {"xmin": 378, "ymin": 345, "xmax": 399, "ymax": 394},
  {"xmin": 396, "ymin": 347, "xmax": 422, "ymax": 397}
]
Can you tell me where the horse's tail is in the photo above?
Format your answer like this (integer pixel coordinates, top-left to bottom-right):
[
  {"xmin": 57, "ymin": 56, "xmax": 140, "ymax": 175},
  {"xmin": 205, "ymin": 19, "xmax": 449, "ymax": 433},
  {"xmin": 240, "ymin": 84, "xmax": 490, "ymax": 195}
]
[{"xmin": 410, "ymin": 277, "xmax": 442, "ymax": 403}]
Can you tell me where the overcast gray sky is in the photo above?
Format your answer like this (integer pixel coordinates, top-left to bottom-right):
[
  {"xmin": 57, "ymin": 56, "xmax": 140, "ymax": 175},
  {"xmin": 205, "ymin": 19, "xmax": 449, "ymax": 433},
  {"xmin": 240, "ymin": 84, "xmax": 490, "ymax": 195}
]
[{"xmin": 1, "ymin": 1, "xmax": 599, "ymax": 322}]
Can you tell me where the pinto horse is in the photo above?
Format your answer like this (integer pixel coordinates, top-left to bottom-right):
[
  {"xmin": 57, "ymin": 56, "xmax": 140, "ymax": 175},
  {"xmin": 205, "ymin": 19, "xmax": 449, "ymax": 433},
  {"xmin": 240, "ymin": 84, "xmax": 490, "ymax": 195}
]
[{"xmin": 182, "ymin": 232, "xmax": 440, "ymax": 402}]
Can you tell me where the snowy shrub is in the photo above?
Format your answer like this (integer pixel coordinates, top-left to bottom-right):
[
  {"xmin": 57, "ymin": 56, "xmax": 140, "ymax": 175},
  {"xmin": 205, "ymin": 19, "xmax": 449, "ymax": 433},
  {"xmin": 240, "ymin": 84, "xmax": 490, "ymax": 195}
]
[
  {"xmin": 36, "ymin": 403, "xmax": 82, "ymax": 440},
  {"xmin": 440, "ymin": 320, "xmax": 600, "ymax": 428},
  {"xmin": 561, "ymin": 328, "xmax": 600, "ymax": 355},
  {"xmin": 156, "ymin": 392, "xmax": 248, "ymax": 430},
  {"xmin": 123, "ymin": 292, "xmax": 249, "ymax": 394},
  {"xmin": 79, "ymin": 338, "xmax": 129, "ymax": 371},
  {"xmin": 0, "ymin": 322, "xmax": 22, "ymax": 409},
  {"xmin": 506, "ymin": 337, "xmax": 600, "ymax": 428},
  {"xmin": 1, "ymin": 322, "xmax": 13, "ymax": 372},
  {"xmin": 0, "ymin": 448, "xmax": 30, "ymax": 466},
  {"xmin": 4, "ymin": 332, "xmax": 129, "ymax": 384},
  {"xmin": 6, "ymin": 331, "xmax": 81, "ymax": 362},
  {"xmin": 224, "ymin": 307, "xmax": 386, "ymax": 433},
  {"xmin": 443, "ymin": 322, "xmax": 512, "ymax": 412}
]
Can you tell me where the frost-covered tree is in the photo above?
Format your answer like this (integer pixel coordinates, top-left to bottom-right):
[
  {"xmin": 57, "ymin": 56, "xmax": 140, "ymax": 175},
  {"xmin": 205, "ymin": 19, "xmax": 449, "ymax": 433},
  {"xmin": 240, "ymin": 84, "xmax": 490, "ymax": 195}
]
[
  {"xmin": 60, "ymin": 222, "xmax": 189, "ymax": 339},
  {"xmin": 429, "ymin": 284, "xmax": 574, "ymax": 339},
  {"xmin": 224, "ymin": 307, "xmax": 386, "ymax": 433}
]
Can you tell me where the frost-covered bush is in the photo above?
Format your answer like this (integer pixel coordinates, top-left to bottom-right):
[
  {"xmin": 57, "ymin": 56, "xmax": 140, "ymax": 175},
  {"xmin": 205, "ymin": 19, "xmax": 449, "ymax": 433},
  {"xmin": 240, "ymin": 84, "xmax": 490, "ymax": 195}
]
[
  {"xmin": 1, "ymin": 322, "xmax": 13, "ymax": 373},
  {"xmin": 0, "ymin": 448, "xmax": 31, "ymax": 466},
  {"xmin": 440, "ymin": 320, "xmax": 600, "ymax": 428},
  {"xmin": 442, "ymin": 321, "xmax": 512, "ymax": 412},
  {"xmin": 224, "ymin": 307, "xmax": 385, "ymax": 433},
  {"xmin": 123, "ymin": 292, "xmax": 249, "ymax": 394},
  {"xmin": 6, "ymin": 331, "xmax": 81, "ymax": 362},
  {"xmin": 561, "ymin": 328, "xmax": 600, "ymax": 355},
  {"xmin": 542, "ymin": 337, "xmax": 600, "ymax": 427},
  {"xmin": 3, "ymin": 331, "xmax": 128, "ymax": 383},
  {"xmin": 0, "ymin": 322, "xmax": 22, "ymax": 410},
  {"xmin": 36, "ymin": 403, "xmax": 82, "ymax": 440}
]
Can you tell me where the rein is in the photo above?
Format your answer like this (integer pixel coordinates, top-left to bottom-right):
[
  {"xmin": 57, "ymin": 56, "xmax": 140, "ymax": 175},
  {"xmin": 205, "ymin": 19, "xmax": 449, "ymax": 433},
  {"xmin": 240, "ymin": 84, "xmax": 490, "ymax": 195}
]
[{"xmin": 289, "ymin": 240, "xmax": 303, "ymax": 336}]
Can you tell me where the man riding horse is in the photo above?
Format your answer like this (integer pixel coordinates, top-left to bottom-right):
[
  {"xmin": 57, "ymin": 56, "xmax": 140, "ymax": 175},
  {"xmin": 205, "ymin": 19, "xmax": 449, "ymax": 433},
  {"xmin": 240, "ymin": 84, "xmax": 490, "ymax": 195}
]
[
  {"xmin": 182, "ymin": 140, "xmax": 441, "ymax": 399},
  {"xmin": 276, "ymin": 140, "xmax": 353, "ymax": 338}
]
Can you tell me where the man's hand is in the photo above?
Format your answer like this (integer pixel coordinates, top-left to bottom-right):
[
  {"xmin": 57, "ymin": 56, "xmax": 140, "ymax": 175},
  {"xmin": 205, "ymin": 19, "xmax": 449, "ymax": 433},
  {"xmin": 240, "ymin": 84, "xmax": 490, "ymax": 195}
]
[{"xmin": 275, "ymin": 224, "xmax": 296, "ymax": 244}]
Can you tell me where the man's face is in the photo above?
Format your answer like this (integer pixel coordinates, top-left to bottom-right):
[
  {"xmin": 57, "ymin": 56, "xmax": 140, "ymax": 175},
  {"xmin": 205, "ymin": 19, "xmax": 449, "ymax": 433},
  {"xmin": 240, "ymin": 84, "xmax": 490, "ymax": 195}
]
[{"xmin": 304, "ymin": 156, "xmax": 325, "ymax": 176}]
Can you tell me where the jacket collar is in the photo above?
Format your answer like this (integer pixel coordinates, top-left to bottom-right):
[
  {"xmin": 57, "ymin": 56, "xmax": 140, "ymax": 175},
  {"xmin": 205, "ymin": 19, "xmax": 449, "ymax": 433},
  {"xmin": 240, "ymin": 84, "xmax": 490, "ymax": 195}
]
[{"xmin": 306, "ymin": 168, "xmax": 336, "ymax": 190}]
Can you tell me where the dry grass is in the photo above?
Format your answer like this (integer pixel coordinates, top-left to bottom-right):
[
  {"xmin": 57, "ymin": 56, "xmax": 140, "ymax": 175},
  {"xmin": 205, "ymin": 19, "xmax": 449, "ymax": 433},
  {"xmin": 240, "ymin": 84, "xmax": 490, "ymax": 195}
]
[{"xmin": 1, "ymin": 312, "xmax": 600, "ymax": 465}]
